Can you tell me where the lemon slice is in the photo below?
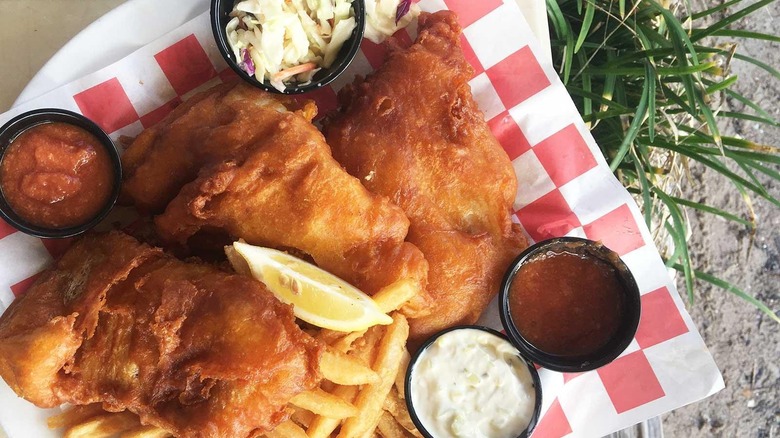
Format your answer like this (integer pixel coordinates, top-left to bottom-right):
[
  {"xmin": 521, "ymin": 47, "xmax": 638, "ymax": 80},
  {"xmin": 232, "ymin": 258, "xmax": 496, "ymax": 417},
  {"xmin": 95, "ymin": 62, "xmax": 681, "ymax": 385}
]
[{"xmin": 228, "ymin": 241, "xmax": 393, "ymax": 332}]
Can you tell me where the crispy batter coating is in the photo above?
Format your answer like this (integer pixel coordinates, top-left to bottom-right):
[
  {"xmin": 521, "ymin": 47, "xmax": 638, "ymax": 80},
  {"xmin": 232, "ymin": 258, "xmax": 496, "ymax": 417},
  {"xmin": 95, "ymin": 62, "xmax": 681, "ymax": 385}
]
[
  {"xmin": 121, "ymin": 83, "xmax": 316, "ymax": 214},
  {"xmin": 0, "ymin": 232, "xmax": 323, "ymax": 437},
  {"xmin": 324, "ymin": 11, "xmax": 529, "ymax": 342},
  {"xmin": 122, "ymin": 82, "xmax": 430, "ymax": 317}
]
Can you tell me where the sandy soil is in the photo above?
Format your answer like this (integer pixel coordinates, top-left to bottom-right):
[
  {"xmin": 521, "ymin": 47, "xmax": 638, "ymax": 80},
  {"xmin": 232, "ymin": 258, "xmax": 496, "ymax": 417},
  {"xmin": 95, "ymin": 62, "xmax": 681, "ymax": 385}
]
[{"xmin": 661, "ymin": 0, "xmax": 780, "ymax": 436}]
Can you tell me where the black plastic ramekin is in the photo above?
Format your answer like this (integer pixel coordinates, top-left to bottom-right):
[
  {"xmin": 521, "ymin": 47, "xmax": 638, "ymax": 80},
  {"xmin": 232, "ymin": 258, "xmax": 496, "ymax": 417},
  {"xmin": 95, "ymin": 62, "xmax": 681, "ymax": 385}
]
[
  {"xmin": 0, "ymin": 109, "xmax": 122, "ymax": 238},
  {"xmin": 211, "ymin": 0, "xmax": 366, "ymax": 94},
  {"xmin": 499, "ymin": 237, "xmax": 641, "ymax": 372},
  {"xmin": 405, "ymin": 325, "xmax": 543, "ymax": 438}
]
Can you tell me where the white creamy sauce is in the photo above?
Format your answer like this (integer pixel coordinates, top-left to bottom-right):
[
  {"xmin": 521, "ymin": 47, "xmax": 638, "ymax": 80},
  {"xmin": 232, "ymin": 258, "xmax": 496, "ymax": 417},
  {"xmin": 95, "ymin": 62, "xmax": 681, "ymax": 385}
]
[{"xmin": 410, "ymin": 329, "xmax": 536, "ymax": 438}]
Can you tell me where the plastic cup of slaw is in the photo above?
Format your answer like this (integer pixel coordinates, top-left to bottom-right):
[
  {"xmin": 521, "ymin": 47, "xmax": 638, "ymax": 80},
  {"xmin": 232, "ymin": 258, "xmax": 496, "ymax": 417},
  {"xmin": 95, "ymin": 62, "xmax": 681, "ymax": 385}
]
[{"xmin": 210, "ymin": 0, "xmax": 366, "ymax": 94}]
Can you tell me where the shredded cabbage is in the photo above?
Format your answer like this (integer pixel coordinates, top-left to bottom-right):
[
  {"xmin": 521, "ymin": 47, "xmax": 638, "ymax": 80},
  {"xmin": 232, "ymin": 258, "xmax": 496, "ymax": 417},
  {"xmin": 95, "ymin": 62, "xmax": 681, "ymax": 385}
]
[
  {"xmin": 364, "ymin": 0, "xmax": 419, "ymax": 44},
  {"xmin": 226, "ymin": 0, "xmax": 357, "ymax": 92}
]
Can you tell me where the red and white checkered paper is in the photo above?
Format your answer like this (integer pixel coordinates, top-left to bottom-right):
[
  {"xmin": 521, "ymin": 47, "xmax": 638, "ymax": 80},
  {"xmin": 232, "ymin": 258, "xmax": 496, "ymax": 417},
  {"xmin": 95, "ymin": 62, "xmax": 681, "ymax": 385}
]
[{"xmin": 0, "ymin": 1, "xmax": 723, "ymax": 437}]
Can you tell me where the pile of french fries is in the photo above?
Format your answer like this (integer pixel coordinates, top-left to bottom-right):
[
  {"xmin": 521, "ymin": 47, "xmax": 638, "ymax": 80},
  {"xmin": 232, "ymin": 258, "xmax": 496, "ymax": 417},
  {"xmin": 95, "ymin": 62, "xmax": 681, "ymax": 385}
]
[{"xmin": 48, "ymin": 282, "xmax": 423, "ymax": 438}]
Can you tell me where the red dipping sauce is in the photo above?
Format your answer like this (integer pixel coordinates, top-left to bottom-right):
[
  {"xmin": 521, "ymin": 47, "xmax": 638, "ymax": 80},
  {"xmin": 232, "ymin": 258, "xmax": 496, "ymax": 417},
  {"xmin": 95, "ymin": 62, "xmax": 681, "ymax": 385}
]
[
  {"xmin": 508, "ymin": 250, "xmax": 625, "ymax": 356},
  {"xmin": 0, "ymin": 122, "xmax": 114, "ymax": 229}
]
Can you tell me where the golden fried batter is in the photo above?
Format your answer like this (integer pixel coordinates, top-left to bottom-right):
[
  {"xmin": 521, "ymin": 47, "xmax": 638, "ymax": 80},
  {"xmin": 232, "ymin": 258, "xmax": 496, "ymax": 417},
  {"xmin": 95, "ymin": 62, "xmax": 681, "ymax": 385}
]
[
  {"xmin": 324, "ymin": 11, "xmax": 529, "ymax": 342},
  {"xmin": 122, "ymin": 82, "xmax": 430, "ymax": 317},
  {"xmin": 0, "ymin": 232, "xmax": 322, "ymax": 437}
]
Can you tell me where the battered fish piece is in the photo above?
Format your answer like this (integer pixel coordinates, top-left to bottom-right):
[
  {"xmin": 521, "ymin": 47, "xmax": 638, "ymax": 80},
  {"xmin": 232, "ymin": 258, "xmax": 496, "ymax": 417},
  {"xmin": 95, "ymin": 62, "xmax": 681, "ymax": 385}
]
[
  {"xmin": 122, "ymin": 82, "xmax": 430, "ymax": 317},
  {"xmin": 121, "ymin": 83, "xmax": 315, "ymax": 214},
  {"xmin": 0, "ymin": 232, "xmax": 322, "ymax": 437},
  {"xmin": 324, "ymin": 11, "xmax": 529, "ymax": 342}
]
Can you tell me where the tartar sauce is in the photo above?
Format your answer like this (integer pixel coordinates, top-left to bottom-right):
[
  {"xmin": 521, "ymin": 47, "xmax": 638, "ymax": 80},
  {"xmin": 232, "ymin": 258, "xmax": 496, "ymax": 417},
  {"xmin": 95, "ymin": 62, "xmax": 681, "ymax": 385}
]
[{"xmin": 409, "ymin": 328, "xmax": 536, "ymax": 438}]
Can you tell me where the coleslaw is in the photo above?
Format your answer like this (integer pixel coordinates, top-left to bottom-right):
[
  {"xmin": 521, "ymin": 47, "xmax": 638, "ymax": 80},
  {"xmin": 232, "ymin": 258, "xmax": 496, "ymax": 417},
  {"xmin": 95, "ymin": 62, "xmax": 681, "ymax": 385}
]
[
  {"xmin": 364, "ymin": 0, "xmax": 420, "ymax": 43},
  {"xmin": 225, "ymin": 0, "xmax": 357, "ymax": 92}
]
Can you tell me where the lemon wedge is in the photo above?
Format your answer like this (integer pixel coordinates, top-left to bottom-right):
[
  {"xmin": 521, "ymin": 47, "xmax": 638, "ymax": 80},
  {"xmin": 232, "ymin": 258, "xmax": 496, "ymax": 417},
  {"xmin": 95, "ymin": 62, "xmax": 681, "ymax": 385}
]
[{"xmin": 228, "ymin": 241, "xmax": 393, "ymax": 332}]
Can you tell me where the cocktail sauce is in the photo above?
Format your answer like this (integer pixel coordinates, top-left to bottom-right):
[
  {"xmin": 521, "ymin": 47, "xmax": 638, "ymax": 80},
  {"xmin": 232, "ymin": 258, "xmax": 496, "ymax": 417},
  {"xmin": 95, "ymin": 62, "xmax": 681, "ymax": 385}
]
[
  {"xmin": 0, "ymin": 122, "xmax": 114, "ymax": 229},
  {"xmin": 508, "ymin": 250, "xmax": 624, "ymax": 356}
]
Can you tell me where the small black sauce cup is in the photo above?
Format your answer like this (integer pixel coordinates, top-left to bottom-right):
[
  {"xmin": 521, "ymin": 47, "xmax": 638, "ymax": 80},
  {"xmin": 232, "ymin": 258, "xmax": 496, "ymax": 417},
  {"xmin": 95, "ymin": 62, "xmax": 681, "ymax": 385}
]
[
  {"xmin": 499, "ymin": 237, "xmax": 641, "ymax": 372},
  {"xmin": 0, "ymin": 109, "xmax": 122, "ymax": 239},
  {"xmin": 211, "ymin": 0, "xmax": 366, "ymax": 94},
  {"xmin": 405, "ymin": 326, "xmax": 543, "ymax": 438}
]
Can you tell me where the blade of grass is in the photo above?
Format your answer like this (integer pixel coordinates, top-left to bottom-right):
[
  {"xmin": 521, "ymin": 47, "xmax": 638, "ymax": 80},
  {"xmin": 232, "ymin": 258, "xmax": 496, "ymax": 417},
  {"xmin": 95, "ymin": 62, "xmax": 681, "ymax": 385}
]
[
  {"xmin": 647, "ymin": 67, "xmax": 657, "ymax": 142},
  {"xmin": 646, "ymin": 140, "xmax": 780, "ymax": 207},
  {"xmin": 631, "ymin": 149, "xmax": 654, "ymax": 227},
  {"xmin": 746, "ymin": 160, "xmax": 780, "ymax": 182},
  {"xmin": 586, "ymin": 61, "xmax": 717, "ymax": 76},
  {"xmin": 676, "ymin": 125, "xmax": 780, "ymax": 153},
  {"xmin": 719, "ymin": 111, "xmax": 780, "ymax": 128},
  {"xmin": 548, "ymin": 0, "xmax": 576, "ymax": 82},
  {"xmin": 670, "ymin": 196, "xmax": 753, "ymax": 227},
  {"xmin": 566, "ymin": 87, "xmax": 631, "ymax": 112},
  {"xmin": 704, "ymin": 75, "xmax": 738, "ymax": 94},
  {"xmin": 687, "ymin": 0, "xmax": 744, "ymax": 21},
  {"xmin": 723, "ymin": 88, "xmax": 776, "ymax": 121},
  {"xmin": 692, "ymin": 0, "xmax": 777, "ymax": 41},
  {"xmin": 610, "ymin": 62, "xmax": 653, "ymax": 170},
  {"xmin": 736, "ymin": 161, "xmax": 770, "ymax": 197},
  {"xmin": 694, "ymin": 91, "xmax": 723, "ymax": 149},
  {"xmin": 655, "ymin": 187, "xmax": 695, "ymax": 303},
  {"xmin": 664, "ymin": 222, "xmax": 686, "ymax": 267},
  {"xmin": 575, "ymin": 0, "xmax": 597, "ymax": 53},
  {"xmin": 671, "ymin": 264, "xmax": 780, "ymax": 323},
  {"xmin": 733, "ymin": 53, "xmax": 780, "ymax": 80},
  {"xmin": 710, "ymin": 29, "xmax": 780, "ymax": 43},
  {"xmin": 577, "ymin": 51, "xmax": 594, "ymax": 119}
]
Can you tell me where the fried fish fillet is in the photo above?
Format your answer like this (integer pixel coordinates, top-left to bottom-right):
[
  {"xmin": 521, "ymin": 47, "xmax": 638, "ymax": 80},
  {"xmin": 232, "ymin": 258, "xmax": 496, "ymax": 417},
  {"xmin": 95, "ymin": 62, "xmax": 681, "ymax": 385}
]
[
  {"xmin": 0, "ymin": 232, "xmax": 322, "ymax": 437},
  {"xmin": 122, "ymin": 82, "xmax": 430, "ymax": 317},
  {"xmin": 324, "ymin": 11, "xmax": 529, "ymax": 342}
]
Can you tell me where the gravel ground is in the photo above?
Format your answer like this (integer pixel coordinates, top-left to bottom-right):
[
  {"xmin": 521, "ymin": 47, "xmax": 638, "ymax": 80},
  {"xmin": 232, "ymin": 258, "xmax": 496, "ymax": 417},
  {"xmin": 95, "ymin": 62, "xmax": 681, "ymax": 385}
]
[{"xmin": 661, "ymin": 0, "xmax": 780, "ymax": 436}]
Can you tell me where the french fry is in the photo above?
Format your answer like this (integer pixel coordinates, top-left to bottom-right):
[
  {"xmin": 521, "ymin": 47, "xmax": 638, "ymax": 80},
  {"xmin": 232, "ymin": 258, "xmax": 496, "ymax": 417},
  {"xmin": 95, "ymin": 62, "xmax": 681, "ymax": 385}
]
[
  {"xmin": 395, "ymin": 348, "xmax": 411, "ymax": 399},
  {"xmin": 290, "ymin": 407, "xmax": 314, "ymax": 428},
  {"xmin": 317, "ymin": 329, "xmax": 367, "ymax": 353},
  {"xmin": 377, "ymin": 411, "xmax": 411, "ymax": 438},
  {"xmin": 306, "ymin": 385, "xmax": 360, "ymax": 438},
  {"xmin": 265, "ymin": 420, "xmax": 308, "ymax": 438},
  {"xmin": 337, "ymin": 313, "xmax": 409, "ymax": 438},
  {"xmin": 290, "ymin": 388, "xmax": 358, "ymax": 419},
  {"xmin": 372, "ymin": 280, "xmax": 418, "ymax": 314},
  {"xmin": 63, "ymin": 411, "xmax": 140, "ymax": 438},
  {"xmin": 119, "ymin": 425, "xmax": 171, "ymax": 438},
  {"xmin": 321, "ymin": 348, "xmax": 380, "ymax": 385},
  {"xmin": 47, "ymin": 404, "xmax": 104, "ymax": 429},
  {"xmin": 383, "ymin": 388, "xmax": 422, "ymax": 438},
  {"xmin": 308, "ymin": 327, "xmax": 382, "ymax": 438}
]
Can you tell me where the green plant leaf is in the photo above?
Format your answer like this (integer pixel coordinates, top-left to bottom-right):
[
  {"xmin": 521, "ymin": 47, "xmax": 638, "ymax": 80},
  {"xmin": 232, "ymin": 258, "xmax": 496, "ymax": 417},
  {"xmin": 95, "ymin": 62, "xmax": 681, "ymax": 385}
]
[
  {"xmin": 547, "ymin": 0, "xmax": 575, "ymax": 82},
  {"xmin": 655, "ymin": 188, "xmax": 695, "ymax": 303},
  {"xmin": 669, "ymin": 196, "xmax": 753, "ymax": 227},
  {"xmin": 734, "ymin": 53, "xmax": 780, "ymax": 80},
  {"xmin": 704, "ymin": 75, "xmax": 738, "ymax": 94},
  {"xmin": 645, "ymin": 140, "xmax": 780, "ymax": 208},
  {"xmin": 671, "ymin": 264, "xmax": 780, "ymax": 324},
  {"xmin": 711, "ymin": 29, "xmax": 780, "ymax": 43},
  {"xmin": 723, "ymin": 88, "xmax": 776, "ymax": 121},
  {"xmin": 631, "ymin": 149, "xmax": 654, "ymax": 227},
  {"xmin": 609, "ymin": 63, "xmax": 653, "ymax": 171},
  {"xmin": 687, "ymin": 0, "xmax": 744, "ymax": 21},
  {"xmin": 575, "ymin": 0, "xmax": 597, "ymax": 53},
  {"xmin": 692, "ymin": 0, "xmax": 778, "ymax": 42}
]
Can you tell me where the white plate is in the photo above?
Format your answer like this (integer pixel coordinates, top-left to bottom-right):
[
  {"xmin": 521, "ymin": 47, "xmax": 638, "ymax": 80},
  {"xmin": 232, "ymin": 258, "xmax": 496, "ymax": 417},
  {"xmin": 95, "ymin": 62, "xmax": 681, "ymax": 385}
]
[
  {"xmin": 3, "ymin": 1, "xmax": 549, "ymax": 437},
  {"xmin": 15, "ymin": 0, "xmax": 209, "ymax": 107},
  {"xmin": 15, "ymin": 0, "xmax": 548, "ymax": 107}
]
